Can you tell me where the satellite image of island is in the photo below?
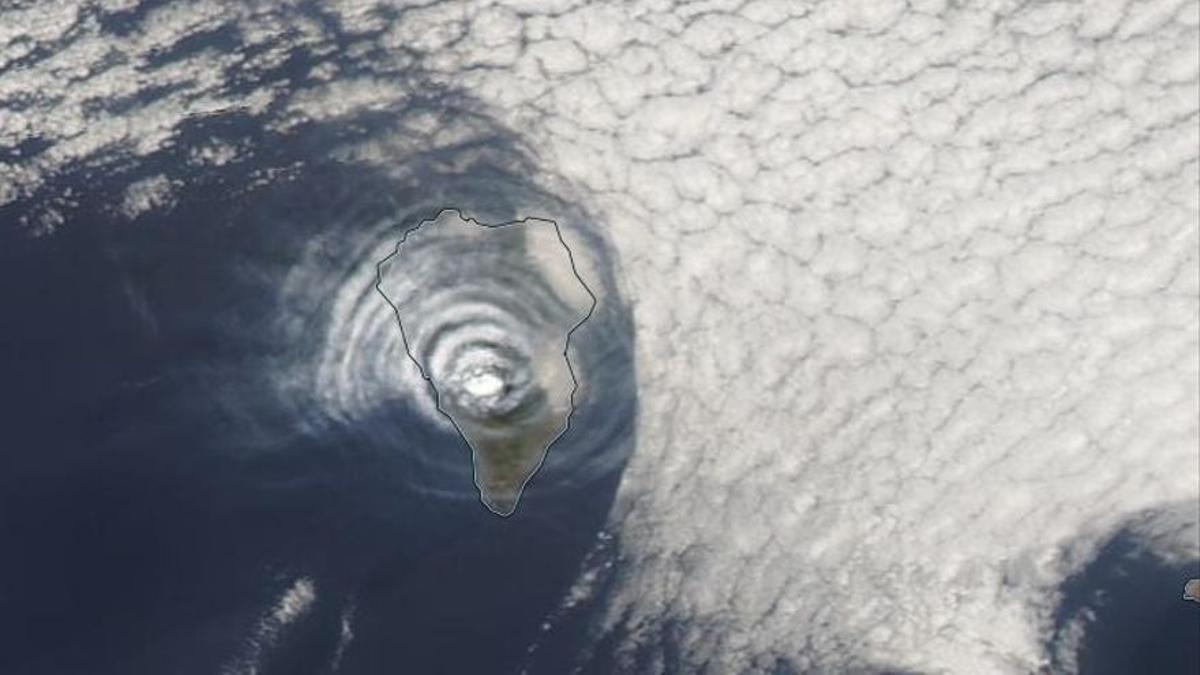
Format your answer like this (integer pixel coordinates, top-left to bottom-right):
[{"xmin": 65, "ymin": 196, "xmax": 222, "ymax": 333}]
[
  {"xmin": 376, "ymin": 210, "xmax": 595, "ymax": 515},
  {"xmin": 0, "ymin": 1, "xmax": 1196, "ymax": 674}
]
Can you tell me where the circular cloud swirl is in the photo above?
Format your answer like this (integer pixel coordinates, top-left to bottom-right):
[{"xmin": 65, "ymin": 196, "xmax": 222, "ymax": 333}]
[
  {"xmin": 248, "ymin": 133, "xmax": 637, "ymax": 516},
  {"xmin": 376, "ymin": 210, "xmax": 596, "ymax": 514}
]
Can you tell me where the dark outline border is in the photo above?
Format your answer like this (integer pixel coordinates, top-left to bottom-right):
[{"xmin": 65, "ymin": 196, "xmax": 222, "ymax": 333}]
[{"xmin": 374, "ymin": 208, "xmax": 598, "ymax": 517}]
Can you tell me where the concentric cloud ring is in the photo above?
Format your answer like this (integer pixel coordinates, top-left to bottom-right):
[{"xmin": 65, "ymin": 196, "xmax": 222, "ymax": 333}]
[
  {"xmin": 375, "ymin": 210, "xmax": 596, "ymax": 515},
  {"xmin": 252, "ymin": 145, "xmax": 635, "ymax": 517}
]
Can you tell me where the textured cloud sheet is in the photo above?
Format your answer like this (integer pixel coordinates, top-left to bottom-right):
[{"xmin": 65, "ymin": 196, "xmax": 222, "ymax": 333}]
[
  {"xmin": 2, "ymin": 0, "xmax": 1197, "ymax": 673},
  {"xmin": 440, "ymin": 1, "xmax": 1199, "ymax": 672}
]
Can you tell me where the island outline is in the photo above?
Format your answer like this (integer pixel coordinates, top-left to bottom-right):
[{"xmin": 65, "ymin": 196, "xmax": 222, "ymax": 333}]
[{"xmin": 374, "ymin": 208, "xmax": 598, "ymax": 517}]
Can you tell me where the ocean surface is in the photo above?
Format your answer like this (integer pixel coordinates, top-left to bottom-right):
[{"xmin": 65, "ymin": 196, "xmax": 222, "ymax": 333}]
[{"xmin": 0, "ymin": 8, "xmax": 636, "ymax": 671}]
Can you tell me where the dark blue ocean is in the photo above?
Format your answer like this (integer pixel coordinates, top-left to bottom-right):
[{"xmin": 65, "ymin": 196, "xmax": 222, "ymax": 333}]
[{"xmin": 0, "ymin": 40, "xmax": 637, "ymax": 670}]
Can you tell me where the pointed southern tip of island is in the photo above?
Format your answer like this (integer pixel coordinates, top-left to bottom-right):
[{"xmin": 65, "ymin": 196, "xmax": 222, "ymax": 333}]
[{"xmin": 482, "ymin": 493, "xmax": 520, "ymax": 518}]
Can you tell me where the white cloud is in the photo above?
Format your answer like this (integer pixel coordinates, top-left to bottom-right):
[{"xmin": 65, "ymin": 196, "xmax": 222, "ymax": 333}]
[
  {"xmin": 223, "ymin": 576, "xmax": 317, "ymax": 675},
  {"xmin": 443, "ymin": 0, "xmax": 1198, "ymax": 671},
  {"xmin": 119, "ymin": 174, "xmax": 176, "ymax": 218}
]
